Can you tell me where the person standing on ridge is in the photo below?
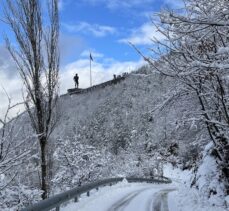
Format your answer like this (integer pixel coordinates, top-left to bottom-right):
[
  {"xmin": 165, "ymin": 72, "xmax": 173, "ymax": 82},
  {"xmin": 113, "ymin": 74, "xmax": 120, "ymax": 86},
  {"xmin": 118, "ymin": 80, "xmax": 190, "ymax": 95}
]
[{"xmin": 74, "ymin": 73, "xmax": 79, "ymax": 88}]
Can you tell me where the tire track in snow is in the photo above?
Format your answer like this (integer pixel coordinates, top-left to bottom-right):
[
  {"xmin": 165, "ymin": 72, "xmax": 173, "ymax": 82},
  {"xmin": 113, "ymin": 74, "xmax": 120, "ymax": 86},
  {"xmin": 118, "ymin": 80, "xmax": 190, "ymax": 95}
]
[
  {"xmin": 108, "ymin": 187, "xmax": 150, "ymax": 211},
  {"xmin": 152, "ymin": 189, "xmax": 176, "ymax": 211},
  {"xmin": 106, "ymin": 186, "xmax": 176, "ymax": 211}
]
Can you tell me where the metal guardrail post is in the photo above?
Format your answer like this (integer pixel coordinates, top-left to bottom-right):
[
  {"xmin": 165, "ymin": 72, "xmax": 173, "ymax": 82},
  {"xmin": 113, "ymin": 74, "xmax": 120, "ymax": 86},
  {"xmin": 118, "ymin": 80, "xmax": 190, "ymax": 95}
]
[{"xmin": 74, "ymin": 195, "xmax": 78, "ymax": 202}]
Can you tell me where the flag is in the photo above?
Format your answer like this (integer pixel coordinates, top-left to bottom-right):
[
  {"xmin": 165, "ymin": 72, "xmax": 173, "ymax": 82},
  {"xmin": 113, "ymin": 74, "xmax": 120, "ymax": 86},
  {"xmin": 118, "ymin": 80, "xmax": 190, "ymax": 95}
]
[{"xmin": 90, "ymin": 53, "xmax": 93, "ymax": 61}]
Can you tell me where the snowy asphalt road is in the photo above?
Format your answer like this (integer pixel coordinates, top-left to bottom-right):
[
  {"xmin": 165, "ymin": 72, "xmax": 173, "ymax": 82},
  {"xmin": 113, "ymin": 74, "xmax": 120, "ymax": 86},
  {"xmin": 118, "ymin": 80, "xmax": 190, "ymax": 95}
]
[
  {"xmin": 152, "ymin": 189, "xmax": 176, "ymax": 211},
  {"xmin": 63, "ymin": 182, "xmax": 177, "ymax": 211},
  {"xmin": 108, "ymin": 187, "xmax": 176, "ymax": 211}
]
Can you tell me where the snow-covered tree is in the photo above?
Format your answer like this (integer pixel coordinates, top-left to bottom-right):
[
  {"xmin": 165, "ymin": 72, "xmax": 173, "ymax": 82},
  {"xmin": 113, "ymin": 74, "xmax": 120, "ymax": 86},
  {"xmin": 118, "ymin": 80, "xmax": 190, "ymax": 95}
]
[
  {"xmin": 52, "ymin": 135, "xmax": 110, "ymax": 192},
  {"xmin": 0, "ymin": 91, "xmax": 42, "ymax": 210},
  {"xmin": 0, "ymin": 92, "xmax": 28, "ymax": 191},
  {"xmin": 145, "ymin": 0, "xmax": 229, "ymax": 194}
]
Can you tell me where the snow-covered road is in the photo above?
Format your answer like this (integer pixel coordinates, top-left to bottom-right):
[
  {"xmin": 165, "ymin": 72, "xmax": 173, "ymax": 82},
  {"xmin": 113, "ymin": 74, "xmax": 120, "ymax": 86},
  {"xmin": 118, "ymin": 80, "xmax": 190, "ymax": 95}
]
[
  {"xmin": 62, "ymin": 164, "xmax": 228, "ymax": 211},
  {"xmin": 108, "ymin": 187, "xmax": 176, "ymax": 211},
  {"xmin": 62, "ymin": 180, "xmax": 178, "ymax": 211},
  {"xmin": 152, "ymin": 189, "xmax": 177, "ymax": 211},
  {"xmin": 62, "ymin": 178, "xmax": 227, "ymax": 211}
]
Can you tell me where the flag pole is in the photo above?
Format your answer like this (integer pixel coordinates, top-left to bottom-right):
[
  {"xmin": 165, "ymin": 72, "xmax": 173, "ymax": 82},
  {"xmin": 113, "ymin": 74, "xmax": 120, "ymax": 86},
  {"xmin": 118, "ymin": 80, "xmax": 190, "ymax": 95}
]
[{"xmin": 90, "ymin": 53, "xmax": 92, "ymax": 87}]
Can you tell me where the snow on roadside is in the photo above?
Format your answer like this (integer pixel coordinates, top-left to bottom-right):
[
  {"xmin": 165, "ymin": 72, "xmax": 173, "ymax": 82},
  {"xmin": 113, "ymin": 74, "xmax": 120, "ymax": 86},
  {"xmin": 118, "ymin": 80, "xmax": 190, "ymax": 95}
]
[
  {"xmin": 226, "ymin": 196, "xmax": 229, "ymax": 207},
  {"xmin": 164, "ymin": 163, "xmax": 192, "ymax": 184},
  {"xmin": 164, "ymin": 163, "xmax": 227, "ymax": 211},
  {"xmin": 61, "ymin": 175, "xmax": 227, "ymax": 211},
  {"xmin": 194, "ymin": 143, "xmax": 226, "ymax": 206},
  {"xmin": 168, "ymin": 183, "xmax": 226, "ymax": 211}
]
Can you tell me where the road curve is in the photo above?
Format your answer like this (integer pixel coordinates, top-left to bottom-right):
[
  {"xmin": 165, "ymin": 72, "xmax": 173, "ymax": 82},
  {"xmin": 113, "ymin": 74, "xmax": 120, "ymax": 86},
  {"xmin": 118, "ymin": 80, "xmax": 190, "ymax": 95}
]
[{"xmin": 107, "ymin": 187, "xmax": 176, "ymax": 211}]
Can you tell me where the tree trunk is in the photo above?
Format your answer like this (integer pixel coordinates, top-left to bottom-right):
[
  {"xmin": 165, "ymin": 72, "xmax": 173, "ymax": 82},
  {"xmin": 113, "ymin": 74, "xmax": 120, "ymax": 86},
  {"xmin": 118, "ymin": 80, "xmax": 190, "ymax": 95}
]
[{"xmin": 40, "ymin": 136, "xmax": 47, "ymax": 200}]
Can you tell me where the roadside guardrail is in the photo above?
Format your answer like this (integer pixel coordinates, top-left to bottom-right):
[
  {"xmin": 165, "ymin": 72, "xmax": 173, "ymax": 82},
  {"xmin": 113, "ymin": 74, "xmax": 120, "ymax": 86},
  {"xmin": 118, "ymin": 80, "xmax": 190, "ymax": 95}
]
[{"xmin": 21, "ymin": 176, "xmax": 171, "ymax": 211}]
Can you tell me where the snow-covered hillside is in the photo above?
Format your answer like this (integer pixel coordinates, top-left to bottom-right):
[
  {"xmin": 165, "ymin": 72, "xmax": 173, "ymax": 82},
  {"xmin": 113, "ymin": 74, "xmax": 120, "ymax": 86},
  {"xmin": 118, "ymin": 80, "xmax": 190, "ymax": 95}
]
[
  {"xmin": 1, "ymin": 66, "xmax": 228, "ymax": 210},
  {"xmin": 52, "ymin": 67, "xmax": 226, "ymax": 207},
  {"xmin": 55, "ymin": 68, "xmax": 204, "ymax": 160}
]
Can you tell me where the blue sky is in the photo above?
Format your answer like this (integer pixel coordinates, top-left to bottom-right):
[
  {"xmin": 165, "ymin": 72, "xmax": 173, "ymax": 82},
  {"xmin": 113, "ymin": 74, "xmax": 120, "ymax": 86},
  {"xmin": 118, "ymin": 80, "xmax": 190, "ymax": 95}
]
[
  {"xmin": 0, "ymin": 0, "xmax": 183, "ymax": 117},
  {"xmin": 58, "ymin": 0, "xmax": 182, "ymax": 64}
]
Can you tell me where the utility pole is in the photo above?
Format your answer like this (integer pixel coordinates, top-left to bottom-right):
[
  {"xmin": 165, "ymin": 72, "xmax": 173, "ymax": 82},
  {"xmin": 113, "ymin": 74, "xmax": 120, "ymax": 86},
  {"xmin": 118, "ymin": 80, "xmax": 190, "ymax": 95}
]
[{"xmin": 90, "ymin": 53, "xmax": 93, "ymax": 87}]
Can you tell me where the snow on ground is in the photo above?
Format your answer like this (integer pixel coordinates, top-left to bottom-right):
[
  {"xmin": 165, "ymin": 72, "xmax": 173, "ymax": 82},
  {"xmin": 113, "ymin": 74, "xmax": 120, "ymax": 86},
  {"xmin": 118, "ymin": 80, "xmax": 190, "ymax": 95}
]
[
  {"xmin": 61, "ymin": 179, "xmax": 176, "ymax": 211},
  {"xmin": 61, "ymin": 176, "xmax": 227, "ymax": 211},
  {"xmin": 164, "ymin": 163, "xmax": 227, "ymax": 211},
  {"xmin": 61, "ymin": 163, "xmax": 228, "ymax": 211},
  {"xmin": 194, "ymin": 143, "xmax": 226, "ymax": 206},
  {"xmin": 164, "ymin": 163, "xmax": 193, "ymax": 184},
  {"xmin": 61, "ymin": 164, "xmax": 227, "ymax": 211},
  {"xmin": 167, "ymin": 184, "xmax": 226, "ymax": 211}
]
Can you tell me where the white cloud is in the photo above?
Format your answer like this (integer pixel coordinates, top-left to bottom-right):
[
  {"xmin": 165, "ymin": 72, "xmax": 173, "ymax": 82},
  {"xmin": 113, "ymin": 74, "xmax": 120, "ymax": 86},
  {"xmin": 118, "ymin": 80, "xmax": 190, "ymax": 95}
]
[
  {"xmin": 58, "ymin": 0, "xmax": 64, "ymax": 10},
  {"xmin": 0, "ymin": 45, "xmax": 24, "ymax": 119},
  {"xmin": 62, "ymin": 22, "xmax": 116, "ymax": 37},
  {"xmin": 81, "ymin": 0, "xmax": 184, "ymax": 9},
  {"xmin": 119, "ymin": 22, "xmax": 164, "ymax": 45},
  {"xmin": 59, "ymin": 57, "xmax": 145, "ymax": 94},
  {"xmin": 81, "ymin": 0, "xmax": 154, "ymax": 9},
  {"xmin": 0, "ymin": 46, "xmax": 145, "ymax": 118},
  {"xmin": 0, "ymin": 71, "xmax": 24, "ymax": 120}
]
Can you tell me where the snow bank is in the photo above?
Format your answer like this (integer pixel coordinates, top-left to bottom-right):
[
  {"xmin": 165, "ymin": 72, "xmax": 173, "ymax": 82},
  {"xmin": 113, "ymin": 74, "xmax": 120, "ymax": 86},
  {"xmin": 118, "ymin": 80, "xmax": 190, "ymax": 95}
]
[
  {"xmin": 164, "ymin": 153, "xmax": 228, "ymax": 210},
  {"xmin": 194, "ymin": 143, "xmax": 226, "ymax": 206},
  {"xmin": 164, "ymin": 163, "xmax": 192, "ymax": 184}
]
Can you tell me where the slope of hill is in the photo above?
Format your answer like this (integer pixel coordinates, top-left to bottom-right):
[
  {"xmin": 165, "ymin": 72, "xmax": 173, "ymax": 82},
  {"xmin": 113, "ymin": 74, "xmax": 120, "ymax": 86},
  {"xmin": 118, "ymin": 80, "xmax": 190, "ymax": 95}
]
[
  {"xmin": 51, "ymin": 66, "xmax": 227, "ymax": 208},
  {"xmin": 50, "ymin": 67, "xmax": 209, "ymax": 192},
  {"xmin": 55, "ymin": 67, "xmax": 203, "ymax": 161},
  {"xmin": 1, "ymin": 66, "xmax": 227, "ymax": 210}
]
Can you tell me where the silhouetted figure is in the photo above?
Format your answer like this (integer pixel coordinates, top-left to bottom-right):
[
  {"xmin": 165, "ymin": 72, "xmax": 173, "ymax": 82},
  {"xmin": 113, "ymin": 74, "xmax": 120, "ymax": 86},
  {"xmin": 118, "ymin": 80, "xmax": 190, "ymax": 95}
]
[{"xmin": 74, "ymin": 73, "xmax": 79, "ymax": 88}]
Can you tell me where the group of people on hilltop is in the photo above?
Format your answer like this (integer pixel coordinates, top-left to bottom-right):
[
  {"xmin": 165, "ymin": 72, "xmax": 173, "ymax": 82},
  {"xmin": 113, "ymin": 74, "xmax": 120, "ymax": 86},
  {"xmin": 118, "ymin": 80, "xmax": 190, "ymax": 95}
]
[
  {"xmin": 73, "ymin": 72, "xmax": 128, "ymax": 89},
  {"xmin": 113, "ymin": 72, "xmax": 128, "ymax": 80}
]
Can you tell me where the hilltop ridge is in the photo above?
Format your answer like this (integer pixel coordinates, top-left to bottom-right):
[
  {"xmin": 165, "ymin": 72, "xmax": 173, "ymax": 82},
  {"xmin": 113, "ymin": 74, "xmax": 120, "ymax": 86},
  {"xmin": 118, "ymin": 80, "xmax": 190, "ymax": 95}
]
[{"xmin": 66, "ymin": 73, "xmax": 128, "ymax": 96}]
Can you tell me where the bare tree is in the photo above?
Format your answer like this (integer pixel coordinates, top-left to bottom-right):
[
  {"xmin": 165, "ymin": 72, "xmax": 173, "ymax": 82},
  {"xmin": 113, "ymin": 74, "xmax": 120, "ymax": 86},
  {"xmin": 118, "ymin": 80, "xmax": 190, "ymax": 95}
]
[
  {"xmin": 0, "ymin": 89, "xmax": 29, "ymax": 190},
  {"xmin": 3, "ymin": 0, "xmax": 59, "ymax": 199}
]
